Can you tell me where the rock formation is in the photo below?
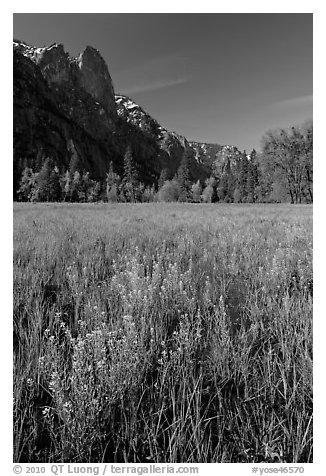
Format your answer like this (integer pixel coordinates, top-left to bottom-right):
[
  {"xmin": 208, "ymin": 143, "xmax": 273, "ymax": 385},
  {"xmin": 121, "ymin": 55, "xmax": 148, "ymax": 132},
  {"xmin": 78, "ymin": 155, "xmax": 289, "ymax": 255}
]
[{"xmin": 13, "ymin": 39, "xmax": 233, "ymax": 196}]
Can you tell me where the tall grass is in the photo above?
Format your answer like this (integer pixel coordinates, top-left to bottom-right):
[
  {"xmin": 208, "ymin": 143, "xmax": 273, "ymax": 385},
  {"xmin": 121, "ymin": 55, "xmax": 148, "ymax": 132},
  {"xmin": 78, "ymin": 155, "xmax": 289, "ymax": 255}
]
[{"xmin": 13, "ymin": 203, "xmax": 313, "ymax": 463}]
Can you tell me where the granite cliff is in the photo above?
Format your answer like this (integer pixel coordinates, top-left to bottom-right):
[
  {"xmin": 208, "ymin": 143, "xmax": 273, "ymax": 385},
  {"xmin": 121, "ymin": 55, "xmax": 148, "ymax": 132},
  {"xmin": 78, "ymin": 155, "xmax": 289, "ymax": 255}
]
[{"xmin": 13, "ymin": 40, "xmax": 236, "ymax": 196}]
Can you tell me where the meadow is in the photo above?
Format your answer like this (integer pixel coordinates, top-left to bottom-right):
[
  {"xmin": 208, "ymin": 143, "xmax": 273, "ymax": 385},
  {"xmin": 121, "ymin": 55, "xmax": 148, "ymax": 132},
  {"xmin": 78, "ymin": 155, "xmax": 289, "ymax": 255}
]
[{"xmin": 13, "ymin": 202, "xmax": 313, "ymax": 463}]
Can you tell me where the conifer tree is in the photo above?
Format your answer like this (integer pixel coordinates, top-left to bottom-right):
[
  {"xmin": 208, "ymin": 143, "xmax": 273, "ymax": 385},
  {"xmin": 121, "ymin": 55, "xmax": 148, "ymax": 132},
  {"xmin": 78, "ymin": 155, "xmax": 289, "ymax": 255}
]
[
  {"xmin": 123, "ymin": 147, "xmax": 138, "ymax": 184},
  {"xmin": 34, "ymin": 157, "xmax": 53, "ymax": 201},
  {"xmin": 70, "ymin": 170, "xmax": 82, "ymax": 202},
  {"xmin": 143, "ymin": 185, "xmax": 156, "ymax": 202},
  {"xmin": 77, "ymin": 171, "xmax": 92, "ymax": 202},
  {"xmin": 87, "ymin": 180, "xmax": 102, "ymax": 202},
  {"xmin": 48, "ymin": 166, "xmax": 62, "ymax": 201},
  {"xmin": 121, "ymin": 147, "xmax": 139, "ymax": 202},
  {"xmin": 158, "ymin": 168, "xmax": 168, "ymax": 190},
  {"xmin": 176, "ymin": 154, "xmax": 190, "ymax": 188},
  {"xmin": 175, "ymin": 153, "xmax": 191, "ymax": 201},
  {"xmin": 239, "ymin": 152, "xmax": 249, "ymax": 202},
  {"xmin": 17, "ymin": 167, "xmax": 36, "ymax": 201},
  {"xmin": 61, "ymin": 170, "xmax": 72, "ymax": 202},
  {"xmin": 106, "ymin": 161, "xmax": 121, "ymax": 202}
]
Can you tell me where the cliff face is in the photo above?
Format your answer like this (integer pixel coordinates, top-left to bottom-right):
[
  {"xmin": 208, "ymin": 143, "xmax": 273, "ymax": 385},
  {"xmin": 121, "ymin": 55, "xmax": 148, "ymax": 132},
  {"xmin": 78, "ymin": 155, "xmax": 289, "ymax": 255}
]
[
  {"xmin": 13, "ymin": 42, "xmax": 116, "ymax": 116},
  {"xmin": 115, "ymin": 95, "xmax": 207, "ymax": 181},
  {"xmin": 13, "ymin": 40, "xmax": 228, "ymax": 195},
  {"xmin": 13, "ymin": 44, "xmax": 121, "ymax": 193},
  {"xmin": 189, "ymin": 142, "xmax": 223, "ymax": 167},
  {"xmin": 76, "ymin": 46, "xmax": 116, "ymax": 118}
]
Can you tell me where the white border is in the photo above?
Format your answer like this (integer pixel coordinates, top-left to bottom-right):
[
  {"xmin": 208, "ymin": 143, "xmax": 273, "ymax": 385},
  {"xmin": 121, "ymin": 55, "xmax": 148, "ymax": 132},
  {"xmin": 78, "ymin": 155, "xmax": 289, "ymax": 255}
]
[{"xmin": 3, "ymin": 3, "xmax": 324, "ymax": 474}]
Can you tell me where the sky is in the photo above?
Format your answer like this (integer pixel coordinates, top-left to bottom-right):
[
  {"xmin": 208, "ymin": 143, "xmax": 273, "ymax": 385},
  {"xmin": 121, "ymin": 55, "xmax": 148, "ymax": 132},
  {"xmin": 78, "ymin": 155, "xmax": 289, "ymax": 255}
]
[{"xmin": 13, "ymin": 13, "xmax": 313, "ymax": 152}]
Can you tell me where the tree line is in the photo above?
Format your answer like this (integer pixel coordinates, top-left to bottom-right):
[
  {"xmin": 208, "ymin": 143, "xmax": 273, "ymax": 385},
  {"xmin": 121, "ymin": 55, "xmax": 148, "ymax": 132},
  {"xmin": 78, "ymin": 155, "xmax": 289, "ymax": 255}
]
[{"xmin": 16, "ymin": 120, "xmax": 313, "ymax": 204}]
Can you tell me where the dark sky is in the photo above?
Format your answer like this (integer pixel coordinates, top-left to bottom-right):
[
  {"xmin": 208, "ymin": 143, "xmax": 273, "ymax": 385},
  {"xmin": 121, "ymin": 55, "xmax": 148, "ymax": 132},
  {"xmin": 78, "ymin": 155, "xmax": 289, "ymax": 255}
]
[{"xmin": 13, "ymin": 13, "xmax": 313, "ymax": 152}]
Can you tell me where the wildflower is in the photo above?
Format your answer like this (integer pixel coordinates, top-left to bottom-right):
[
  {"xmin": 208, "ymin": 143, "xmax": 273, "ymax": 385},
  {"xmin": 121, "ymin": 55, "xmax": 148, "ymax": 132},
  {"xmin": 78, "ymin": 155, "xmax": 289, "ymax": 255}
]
[
  {"xmin": 49, "ymin": 371, "xmax": 60, "ymax": 393},
  {"xmin": 63, "ymin": 401, "xmax": 72, "ymax": 412},
  {"xmin": 42, "ymin": 407, "xmax": 51, "ymax": 418},
  {"xmin": 96, "ymin": 359, "xmax": 106, "ymax": 370},
  {"xmin": 39, "ymin": 356, "xmax": 45, "ymax": 367}
]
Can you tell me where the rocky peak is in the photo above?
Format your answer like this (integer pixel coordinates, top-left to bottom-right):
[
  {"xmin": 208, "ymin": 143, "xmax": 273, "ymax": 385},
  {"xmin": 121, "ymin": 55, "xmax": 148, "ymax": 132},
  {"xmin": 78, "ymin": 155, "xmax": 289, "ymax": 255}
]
[
  {"xmin": 76, "ymin": 46, "xmax": 116, "ymax": 116},
  {"xmin": 189, "ymin": 141, "xmax": 223, "ymax": 167},
  {"xmin": 115, "ymin": 94, "xmax": 163, "ymax": 138},
  {"xmin": 14, "ymin": 39, "xmax": 227, "ymax": 189},
  {"xmin": 14, "ymin": 41, "xmax": 116, "ymax": 118},
  {"xmin": 32, "ymin": 44, "xmax": 71, "ymax": 84}
]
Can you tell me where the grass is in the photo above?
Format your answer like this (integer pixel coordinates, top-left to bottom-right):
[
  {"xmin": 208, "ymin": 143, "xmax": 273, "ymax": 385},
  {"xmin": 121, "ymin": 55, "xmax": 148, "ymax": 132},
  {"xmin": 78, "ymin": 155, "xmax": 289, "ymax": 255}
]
[{"xmin": 13, "ymin": 202, "xmax": 313, "ymax": 463}]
